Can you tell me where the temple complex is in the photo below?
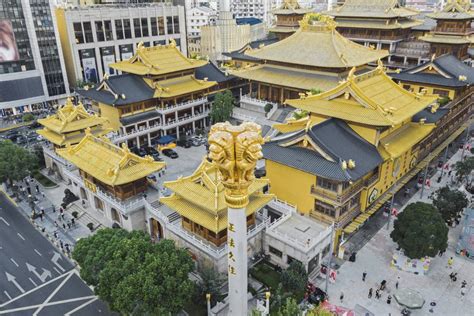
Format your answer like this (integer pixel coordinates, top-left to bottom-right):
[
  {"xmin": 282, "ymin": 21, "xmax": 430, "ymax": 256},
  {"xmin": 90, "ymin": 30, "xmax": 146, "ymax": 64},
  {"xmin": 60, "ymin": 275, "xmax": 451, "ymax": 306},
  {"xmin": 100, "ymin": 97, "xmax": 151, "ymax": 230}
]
[
  {"xmin": 230, "ymin": 13, "xmax": 388, "ymax": 112},
  {"xmin": 263, "ymin": 61, "xmax": 473, "ymax": 249},
  {"xmin": 420, "ymin": 0, "xmax": 474, "ymax": 60},
  {"xmin": 56, "ymin": 132, "xmax": 165, "ymax": 230},
  {"xmin": 325, "ymin": 0, "xmax": 428, "ymax": 67},
  {"xmin": 78, "ymin": 41, "xmax": 223, "ymax": 148},
  {"xmin": 269, "ymin": 0, "xmax": 312, "ymax": 40}
]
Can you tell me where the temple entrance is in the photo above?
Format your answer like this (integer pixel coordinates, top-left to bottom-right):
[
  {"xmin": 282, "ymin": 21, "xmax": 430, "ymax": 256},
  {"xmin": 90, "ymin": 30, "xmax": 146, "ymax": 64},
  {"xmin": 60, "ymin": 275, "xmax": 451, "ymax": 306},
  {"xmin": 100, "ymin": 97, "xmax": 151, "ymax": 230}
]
[
  {"xmin": 111, "ymin": 208, "xmax": 121, "ymax": 224},
  {"xmin": 150, "ymin": 218, "xmax": 163, "ymax": 240},
  {"xmin": 50, "ymin": 162, "xmax": 62, "ymax": 181},
  {"xmin": 80, "ymin": 187, "xmax": 88, "ymax": 200}
]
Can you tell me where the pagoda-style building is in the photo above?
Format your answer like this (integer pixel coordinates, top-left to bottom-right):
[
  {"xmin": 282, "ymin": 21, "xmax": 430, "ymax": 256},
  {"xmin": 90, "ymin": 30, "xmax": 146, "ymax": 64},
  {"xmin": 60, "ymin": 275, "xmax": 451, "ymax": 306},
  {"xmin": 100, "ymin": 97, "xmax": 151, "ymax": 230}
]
[
  {"xmin": 263, "ymin": 63, "xmax": 472, "ymax": 250},
  {"xmin": 325, "ymin": 0, "xmax": 425, "ymax": 67},
  {"xmin": 57, "ymin": 132, "xmax": 165, "ymax": 230},
  {"xmin": 37, "ymin": 98, "xmax": 110, "ymax": 148},
  {"xmin": 269, "ymin": 0, "xmax": 312, "ymax": 40},
  {"xmin": 78, "ymin": 41, "xmax": 219, "ymax": 148},
  {"xmin": 160, "ymin": 160, "xmax": 273, "ymax": 247},
  {"xmin": 420, "ymin": 0, "xmax": 473, "ymax": 60},
  {"xmin": 231, "ymin": 14, "xmax": 388, "ymax": 108}
]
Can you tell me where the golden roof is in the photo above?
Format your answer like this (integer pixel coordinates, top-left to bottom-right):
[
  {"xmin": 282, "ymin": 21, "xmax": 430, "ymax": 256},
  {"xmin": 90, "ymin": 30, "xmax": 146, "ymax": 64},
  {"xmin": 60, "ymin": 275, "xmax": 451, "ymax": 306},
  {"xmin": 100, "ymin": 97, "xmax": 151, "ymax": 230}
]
[
  {"xmin": 379, "ymin": 122, "xmax": 436, "ymax": 158},
  {"xmin": 160, "ymin": 160, "xmax": 273, "ymax": 232},
  {"xmin": 419, "ymin": 34, "xmax": 472, "ymax": 44},
  {"xmin": 286, "ymin": 64, "xmax": 438, "ymax": 126},
  {"xmin": 38, "ymin": 98, "xmax": 108, "ymax": 134},
  {"xmin": 244, "ymin": 14, "xmax": 388, "ymax": 68},
  {"xmin": 268, "ymin": 26, "xmax": 300, "ymax": 33},
  {"xmin": 334, "ymin": 19, "xmax": 423, "ymax": 29},
  {"xmin": 326, "ymin": 0, "xmax": 419, "ymax": 18},
  {"xmin": 57, "ymin": 133, "xmax": 165, "ymax": 186},
  {"xmin": 37, "ymin": 126, "xmax": 111, "ymax": 147},
  {"xmin": 272, "ymin": 0, "xmax": 312, "ymax": 15},
  {"xmin": 427, "ymin": 0, "xmax": 473, "ymax": 20},
  {"xmin": 145, "ymin": 75, "xmax": 217, "ymax": 99},
  {"xmin": 231, "ymin": 64, "xmax": 340, "ymax": 91},
  {"xmin": 110, "ymin": 41, "xmax": 208, "ymax": 76}
]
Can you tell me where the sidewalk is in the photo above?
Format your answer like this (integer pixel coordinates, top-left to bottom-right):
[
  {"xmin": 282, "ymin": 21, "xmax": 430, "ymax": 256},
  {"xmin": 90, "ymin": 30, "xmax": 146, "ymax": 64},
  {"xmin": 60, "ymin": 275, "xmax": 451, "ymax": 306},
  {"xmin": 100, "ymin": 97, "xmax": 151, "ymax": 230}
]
[{"xmin": 318, "ymin": 147, "xmax": 474, "ymax": 316}]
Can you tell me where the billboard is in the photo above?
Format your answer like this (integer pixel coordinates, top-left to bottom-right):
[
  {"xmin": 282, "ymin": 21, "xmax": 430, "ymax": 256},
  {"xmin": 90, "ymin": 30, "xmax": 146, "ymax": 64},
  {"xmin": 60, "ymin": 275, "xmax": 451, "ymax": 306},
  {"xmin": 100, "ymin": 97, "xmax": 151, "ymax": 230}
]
[
  {"xmin": 80, "ymin": 49, "xmax": 98, "ymax": 84},
  {"xmin": 100, "ymin": 47, "xmax": 116, "ymax": 76},
  {"xmin": 120, "ymin": 44, "xmax": 133, "ymax": 61},
  {"xmin": 0, "ymin": 20, "xmax": 19, "ymax": 62}
]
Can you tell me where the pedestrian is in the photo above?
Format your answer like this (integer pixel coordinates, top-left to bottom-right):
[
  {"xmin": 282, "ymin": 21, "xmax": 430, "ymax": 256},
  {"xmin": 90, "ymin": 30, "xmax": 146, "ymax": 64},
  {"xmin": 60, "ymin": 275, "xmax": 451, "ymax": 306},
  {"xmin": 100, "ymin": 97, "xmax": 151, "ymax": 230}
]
[
  {"xmin": 65, "ymin": 243, "xmax": 70, "ymax": 255},
  {"xmin": 39, "ymin": 213, "xmax": 44, "ymax": 221},
  {"xmin": 396, "ymin": 276, "xmax": 400, "ymax": 289},
  {"xmin": 52, "ymin": 204, "xmax": 55, "ymax": 213},
  {"xmin": 404, "ymin": 188, "xmax": 410, "ymax": 197},
  {"xmin": 461, "ymin": 287, "xmax": 467, "ymax": 296},
  {"xmin": 375, "ymin": 289, "xmax": 381, "ymax": 299},
  {"xmin": 41, "ymin": 191, "xmax": 45, "ymax": 198},
  {"xmin": 368, "ymin": 288, "xmax": 373, "ymax": 299},
  {"xmin": 447, "ymin": 257, "xmax": 454, "ymax": 269},
  {"xmin": 61, "ymin": 213, "xmax": 65, "ymax": 220},
  {"xmin": 27, "ymin": 186, "xmax": 31, "ymax": 195},
  {"xmin": 362, "ymin": 271, "xmax": 367, "ymax": 281},
  {"xmin": 54, "ymin": 221, "xmax": 58, "ymax": 228},
  {"xmin": 53, "ymin": 231, "xmax": 58, "ymax": 239},
  {"xmin": 59, "ymin": 208, "xmax": 63, "ymax": 214},
  {"xmin": 41, "ymin": 207, "xmax": 45, "ymax": 215},
  {"xmin": 67, "ymin": 222, "xmax": 71, "ymax": 229},
  {"xmin": 339, "ymin": 292, "xmax": 344, "ymax": 303},
  {"xmin": 59, "ymin": 240, "xmax": 64, "ymax": 249},
  {"xmin": 35, "ymin": 184, "xmax": 39, "ymax": 193},
  {"xmin": 387, "ymin": 295, "xmax": 392, "ymax": 304},
  {"xmin": 462, "ymin": 280, "xmax": 467, "ymax": 288},
  {"xmin": 63, "ymin": 223, "xmax": 66, "ymax": 229},
  {"xmin": 448, "ymin": 170, "xmax": 452, "ymax": 176},
  {"xmin": 71, "ymin": 218, "xmax": 75, "ymax": 227}
]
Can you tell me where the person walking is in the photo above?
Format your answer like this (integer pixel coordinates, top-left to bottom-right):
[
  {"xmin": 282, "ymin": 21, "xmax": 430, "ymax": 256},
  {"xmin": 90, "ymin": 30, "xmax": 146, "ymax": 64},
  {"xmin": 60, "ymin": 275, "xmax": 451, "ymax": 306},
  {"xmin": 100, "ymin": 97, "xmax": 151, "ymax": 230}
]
[
  {"xmin": 51, "ymin": 204, "xmax": 55, "ymax": 213},
  {"xmin": 339, "ymin": 292, "xmax": 344, "ymax": 303},
  {"xmin": 447, "ymin": 257, "xmax": 454, "ymax": 269},
  {"xmin": 362, "ymin": 271, "xmax": 367, "ymax": 282},
  {"xmin": 71, "ymin": 218, "xmax": 75, "ymax": 227},
  {"xmin": 62, "ymin": 223, "xmax": 66, "ymax": 230},
  {"xmin": 387, "ymin": 295, "xmax": 392, "ymax": 305},
  {"xmin": 61, "ymin": 213, "xmax": 65, "ymax": 220},
  {"xmin": 375, "ymin": 289, "xmax": 380, "ymax": 299},
  {"xmin": 368, "ymin": 288, "xmax": 373, "ymax": 299},
  {"xmin": 396, "ymin": 276, "xmax": 400, "ymax": 289},
  {"xmin": 67, "ymin": 222, "xmax": 71, "ymax": 229}
]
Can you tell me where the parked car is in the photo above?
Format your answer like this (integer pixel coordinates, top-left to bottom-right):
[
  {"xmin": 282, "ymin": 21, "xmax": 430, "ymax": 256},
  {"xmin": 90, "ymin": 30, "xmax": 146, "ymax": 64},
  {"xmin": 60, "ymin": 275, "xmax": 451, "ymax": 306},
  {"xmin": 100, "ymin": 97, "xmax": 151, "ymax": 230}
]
[
  {"xmin": 190, "ymin": 138, "xmax": 201, "ymax": 147},
  {"xmin": 177, "ymin": 138, "xmax": 192, "ymax": 148},
  {"xmin": 162, "ymin": 148, "xmax": 178, "ymax": 159},
  {"xmin": 145, "ymin": 147, "xmax": 163, "ymax": 161},
  {"xmin": 131, "ymin": 147, "xmax": 148, "ymax": 157}
]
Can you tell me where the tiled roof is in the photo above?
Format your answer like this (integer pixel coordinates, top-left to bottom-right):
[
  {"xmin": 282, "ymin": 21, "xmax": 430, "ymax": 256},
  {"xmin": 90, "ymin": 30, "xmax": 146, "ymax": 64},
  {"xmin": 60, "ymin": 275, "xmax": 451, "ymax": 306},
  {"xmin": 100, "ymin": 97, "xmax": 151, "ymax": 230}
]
[
  {"xmin": 412, "ymin": 108, "xmax": 449, "ymax": 124},
  {"xmin": 195, "ymin": 63, "xmax": 234, "ymax": 83},
  {"xmin": 263, "ymin": 118, "xmax": 383, "ymax": 181},
  {"xmin": 326, "ymin": 0, "xmax": 419, "ymax": 18},
  {"xmin": 120, "ymin": 110, "xmax": 161, "ymax": 127},
  {"xmin": 427, "ymin": 0, "xmax": 473, "ymax": 20}
]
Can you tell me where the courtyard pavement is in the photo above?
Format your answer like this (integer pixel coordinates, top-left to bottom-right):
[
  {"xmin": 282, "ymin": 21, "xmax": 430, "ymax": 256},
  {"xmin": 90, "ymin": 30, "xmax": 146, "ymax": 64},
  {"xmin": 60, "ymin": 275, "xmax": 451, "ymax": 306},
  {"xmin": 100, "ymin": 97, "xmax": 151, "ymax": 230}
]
[{"xmin": 319, "ymin": 147, "xmax": 474, "ymax": 316}]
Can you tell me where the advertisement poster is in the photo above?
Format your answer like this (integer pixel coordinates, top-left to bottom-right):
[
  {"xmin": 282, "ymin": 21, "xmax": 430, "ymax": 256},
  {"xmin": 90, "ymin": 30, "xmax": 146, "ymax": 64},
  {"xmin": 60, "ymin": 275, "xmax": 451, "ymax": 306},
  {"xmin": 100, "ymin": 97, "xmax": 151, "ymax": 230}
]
[
  {"xmin": 101, "ymin": 47, "xmax": 116, "ymax": 76},
  {"xmin": 80, "ymin": 49, "xmax": 98, "ymax": 83},
  {"xmin": 120, "ymin": 44, "xmax": 133, "ymax": 61},
  {"xmin": 0, "ymin": 20, "xmax": 19, "ymax": 62}
]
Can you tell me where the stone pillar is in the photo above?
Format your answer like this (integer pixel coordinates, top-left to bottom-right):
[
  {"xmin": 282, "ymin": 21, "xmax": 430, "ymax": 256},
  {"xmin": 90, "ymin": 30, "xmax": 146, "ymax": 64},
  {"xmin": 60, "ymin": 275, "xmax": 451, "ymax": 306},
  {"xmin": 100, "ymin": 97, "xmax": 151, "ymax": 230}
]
[
  {"xmin": 136, "ymin": 137, "xmax": 140, "ymax": 148},
  {"xmin": 404, "ymin": 56, "xmax": 408, "ymax": 65}
]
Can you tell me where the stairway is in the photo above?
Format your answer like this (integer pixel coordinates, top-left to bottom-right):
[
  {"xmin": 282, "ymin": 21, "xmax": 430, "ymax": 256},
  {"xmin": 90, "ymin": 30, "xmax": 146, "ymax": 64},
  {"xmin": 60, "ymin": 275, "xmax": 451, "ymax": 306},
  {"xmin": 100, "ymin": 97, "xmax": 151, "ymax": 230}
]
[
  {"xmin": 167, "ymin": 212, "xmax": 181, "ymax": 223},
  {"xmin": 67, "ymin": 202, "xmax": 102, "ymax": 231}
]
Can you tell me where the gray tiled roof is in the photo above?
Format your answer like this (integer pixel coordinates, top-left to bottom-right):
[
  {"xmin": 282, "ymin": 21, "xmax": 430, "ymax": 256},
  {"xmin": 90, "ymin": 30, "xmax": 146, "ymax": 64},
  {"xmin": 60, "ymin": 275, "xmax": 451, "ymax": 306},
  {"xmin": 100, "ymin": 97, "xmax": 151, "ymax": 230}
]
[
  {"xmin": 263, "ymin": 119, "xmax": 382, "ymax": 181},
  {"xmin": 120, "ymin": 110, "xmax": 161, "ymax": 126},
  {"xmin": 412, "ymin": 108, "xmax": 449, "ymax": 124},
  {"xmin": 195, "ymin": 63, "xmax": 234, "ymax": 83},
  {"xmin": 390, "ymin": 54, "xmax": 474, "ymax": 87},
  {"xmin": 77, "ymin": 74, "xmax": 154, "ymax": 106}
]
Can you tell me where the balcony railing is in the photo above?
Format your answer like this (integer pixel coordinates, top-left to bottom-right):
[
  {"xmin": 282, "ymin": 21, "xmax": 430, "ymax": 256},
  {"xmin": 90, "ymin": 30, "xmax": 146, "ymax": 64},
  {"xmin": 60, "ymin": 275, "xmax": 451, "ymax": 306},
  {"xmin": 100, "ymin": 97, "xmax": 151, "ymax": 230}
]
[
  {"xmin": 42, "ymin": 146, "xmax": 75, "ymax": 170},
  {"xmin": 311, "ymin": 180, "xmax": 364, "ymax": 204},
  {"xmin": 156, "ymin": 97, "xmax": 208, "ymax": 114}
]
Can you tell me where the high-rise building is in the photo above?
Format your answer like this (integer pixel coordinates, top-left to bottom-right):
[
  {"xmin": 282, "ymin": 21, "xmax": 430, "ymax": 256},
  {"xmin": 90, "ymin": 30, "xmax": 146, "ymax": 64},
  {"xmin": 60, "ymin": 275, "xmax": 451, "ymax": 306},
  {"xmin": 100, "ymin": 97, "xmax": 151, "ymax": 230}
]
[
  {"xmin": 0, "ymin": 0, "xmax": 69, "ymax": 116},
  {"xmin": 231, "ymin": 0, "xmax": 273, "ymax": 25},
  {"xmin": 55, "ymin": 2, "xmax": 186, "ymax": 86}
]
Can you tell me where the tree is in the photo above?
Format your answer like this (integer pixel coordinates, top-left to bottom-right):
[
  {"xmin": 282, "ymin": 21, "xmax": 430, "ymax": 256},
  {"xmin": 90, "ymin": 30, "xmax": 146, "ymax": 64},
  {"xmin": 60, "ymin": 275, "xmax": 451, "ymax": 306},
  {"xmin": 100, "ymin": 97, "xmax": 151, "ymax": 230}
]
[
  {"xmin": 73, "ymin": 228, "xmax": 195, "ymax": 315},
  {"xmin": 210, "ymin": 90, "xmax": 234, "ymax": 123},
  {"xmin": 281, "ymin": 261, "xmax": 308, "ymax": 293},
  {"xmin": 0, "ymin": 140, "xmax": 38, "ymax": 187},
  {"xmin": 455, "ymin": 157, "xmax": 474, "ymax": 182},
  {"xmin": 292, "ymin": 109, "xmax": 309, "ymax": 120},
  {"xmin": 22, "ymin": 113, "xmax": 35, "ymax": 122},
  {"xmin": 277, "ymin": 298, "xmax": 301, "ymax": 316},
  {"xmin": 198, "ymin": 266, "xmax": 225, "ymax": 307},
  {"xmin": 307, "ymin": 306, "xmax": 334, "ymax": 316},
  {"xmin": 431, "ymin": 186, "xmax": 468, "ymax": 223},
  {"xmin": 390, "ymin": 202, "xmax": 448, "ymax": 259},
  {"xmin": 264, "ymin": 103, "xmax": 274, "ymax": 114},
  {"xmin": 309, "ymin": 88, "xmax": 323, "ymax": 95}
]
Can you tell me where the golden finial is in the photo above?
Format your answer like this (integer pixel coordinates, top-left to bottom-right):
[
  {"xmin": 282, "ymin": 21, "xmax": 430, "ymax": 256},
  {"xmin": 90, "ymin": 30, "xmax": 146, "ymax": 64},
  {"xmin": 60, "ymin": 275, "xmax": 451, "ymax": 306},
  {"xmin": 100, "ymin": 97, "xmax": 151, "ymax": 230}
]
[
  {"xmin": 341, "ymin": 161, "xmax": 347, "ymax": 170},
  {"xmin": 137, "ymin": 41, "xmax": 145, "ymax": 50},
  {"xmin": 431, "ymin": 53, "xmax": 436, "ymax": 62},
  {"xmin": 103, "ymin": 73, "xmax": 110, "ymax": 80},
  {"xmin": 431, "ymin": 104, "xmax": 439, "ymax": 113},
  {"xmin": 169, "ymin": 38, "xmax": 177, "ymax": 48},
  {"xmin": 84, "ymin": 127, "xmax": 92, "ymax": 136},
  {"xmin": 419, "ymin": 118, "xmax": 426, "ymax": 125},
  {"xmin": 348, "ymin": 159, "xmax": 356, "ymax": 169},
  {"xmin": 459, "ymin": 75, "xmax": 467, "ymax": 82},
  {"xmin": 377, "ymin": 59, "xmax": 385, "ymax": 71}
]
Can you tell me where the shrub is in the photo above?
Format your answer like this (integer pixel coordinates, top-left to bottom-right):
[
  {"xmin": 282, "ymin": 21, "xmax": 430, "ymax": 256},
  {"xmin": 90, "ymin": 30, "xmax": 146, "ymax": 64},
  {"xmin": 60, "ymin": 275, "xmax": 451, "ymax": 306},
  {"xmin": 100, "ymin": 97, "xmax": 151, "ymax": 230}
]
[
  {"xmin": 264, "ymin": 103, "xmax": 274, "ymax": 114},
  {"xmin": 87, "ymin": 222, "xmax": 94, "ymax": 231},
  {"xmin": 72, "ymin": 211, "xmax": 79, "ymax": 218}
]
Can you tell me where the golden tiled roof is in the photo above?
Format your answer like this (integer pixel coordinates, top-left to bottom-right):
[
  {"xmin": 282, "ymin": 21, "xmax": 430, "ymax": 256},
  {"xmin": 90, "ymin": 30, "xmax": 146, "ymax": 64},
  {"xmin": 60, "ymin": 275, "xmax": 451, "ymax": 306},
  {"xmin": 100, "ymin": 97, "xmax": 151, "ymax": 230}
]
[
  {"xmin": 273, "ymin": 116, "xmax": 311, "ymax": 133},
  {"xmin": 326, "ymin": 0, "xmax": 419, "ymax": 18},
  {"xmin": 379, "ymin": 122, "xmax": 436, "ymax": 158},
  {"xmin": 38, "ymin": 98, "xmax": 108, "ymax": 134},
  {"xmin": 110, "ymin": 41, "xmax": 208, "ymax": 76},
  {"xmin": 419, "ymin": 34, "xmax": 471, "ymax": 44},
  {"xmin": 286, "ymin": 64, "xmax": 438, "ymax": 126},
  {"xmin": 231, "ymin": 65, "xmax": 340, "ymax": 91},
  {"xmin": 57, "ymin": 133, "xmax": 165, "ymax": 186},
  {"xmin": 268, "ymin": 26, "xmax": 300, "ymax": 33},
  {"xmin": 147, "ymin": 75, "xmax": 217, "ymax": 98},
  {"xmin": 161, "ymin": 160, "xmax": 273, "ymax": 232},
  {"xmin": 272, "ymin": 0, "xmax": 312, "ymax": 15},
  {"xmin": 37, "ymin": 126, "xmax": 111, "ymax": 147},
  {"xmin": 244, "ymin": 14, "xmax": 388, "ymax": 68},
  {"xmin": 427, "ymin": 0, "xmax": 473, "ymax": 20},
  {"xmin": 334, "ymin": 19, "xmax": 423, "ymax": 29}
]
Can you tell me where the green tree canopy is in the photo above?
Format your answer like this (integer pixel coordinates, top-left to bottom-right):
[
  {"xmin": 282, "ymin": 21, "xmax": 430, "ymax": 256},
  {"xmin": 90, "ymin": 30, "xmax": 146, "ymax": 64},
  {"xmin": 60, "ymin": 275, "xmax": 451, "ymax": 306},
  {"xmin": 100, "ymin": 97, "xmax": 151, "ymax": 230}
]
[
  {"xmin": 264, "ymin": 103, "xmax": 274, "ymax": 114},
  {"xmin": 292, "ymin": 109, "xmax": 309, "ymax": 120},
  {"xmin": 431, "ymin": 186, "xmax": 468, "ymax": 222},
  {"xmin": 277, "ymin": 297, "xmax": 301, "ymax": 316},
  {"xmin": 22, "ymin": 113, "xmax": 35, "ymax": 122},
  {"xmin": 210, "ymin": 90, "xmax": 234, "ymax": 123},
  {"xmin": 198, "ymin": 266, "xmax": 225, "ymax": 307},
  {"xmin": 309, "ymin": 88, "xmax": 323, "ymax": 95},
  {"xmin": 0, "ymin": 140, "xmax": 38, "ymax": 186},
  {"xmin": 455, "ymin": 157, "xmax": 474, "ymax": 182},
  {"xmin": 390, "ymin": 202, "xmax": 448, "ymax": 259},
  {"xmin": 73, "ymin": 228, "xmax": 195, "ymax": 315},
  {"xmin": 281, "ymin": 261, "xmax": 308, "ymax": 293}
]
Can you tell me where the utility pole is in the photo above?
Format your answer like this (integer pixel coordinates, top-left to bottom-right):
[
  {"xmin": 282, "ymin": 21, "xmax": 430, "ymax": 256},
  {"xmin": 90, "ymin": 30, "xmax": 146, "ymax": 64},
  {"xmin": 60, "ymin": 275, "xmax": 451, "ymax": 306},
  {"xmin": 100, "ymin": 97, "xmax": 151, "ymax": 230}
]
[
  {"xmin": 440, "ymin": 146, "xmax": 449, "ymax": 178},
  {"xmin": 325, "ymin": 222, "xmax": 335, "ymax": 293},
  {"xmin": 420, "ymin": 154, "xmax": 431, "ymax": 199},
  {"xmin": 387, "ymin": 165, "xmax": 400, "ymax": 230}
]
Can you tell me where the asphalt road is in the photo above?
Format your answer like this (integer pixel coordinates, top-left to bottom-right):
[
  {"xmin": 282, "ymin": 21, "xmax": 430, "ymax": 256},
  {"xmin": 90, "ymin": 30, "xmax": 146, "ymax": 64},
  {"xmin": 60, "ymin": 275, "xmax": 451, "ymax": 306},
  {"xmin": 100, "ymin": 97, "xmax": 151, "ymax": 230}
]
[{"xmin": 0, "ymin": 192, "xmax": 112, "ymax": 315}]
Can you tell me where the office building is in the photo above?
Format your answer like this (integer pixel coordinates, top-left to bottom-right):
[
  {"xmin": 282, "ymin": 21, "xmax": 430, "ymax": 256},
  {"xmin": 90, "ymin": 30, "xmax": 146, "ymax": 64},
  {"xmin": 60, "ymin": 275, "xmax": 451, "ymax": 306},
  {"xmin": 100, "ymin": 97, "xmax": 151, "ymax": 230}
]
[{"xmin": 0, "ymin": 0, "xmax": 69, "ymax": 116}]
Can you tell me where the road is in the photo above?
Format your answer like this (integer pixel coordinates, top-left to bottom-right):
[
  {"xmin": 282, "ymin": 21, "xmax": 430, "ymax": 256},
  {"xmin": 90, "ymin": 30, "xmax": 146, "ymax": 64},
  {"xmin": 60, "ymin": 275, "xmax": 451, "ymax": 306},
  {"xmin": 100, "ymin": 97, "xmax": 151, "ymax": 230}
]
[{"xmin": 0, "ymin": 192, "xmax": 112, "ymax": 315}]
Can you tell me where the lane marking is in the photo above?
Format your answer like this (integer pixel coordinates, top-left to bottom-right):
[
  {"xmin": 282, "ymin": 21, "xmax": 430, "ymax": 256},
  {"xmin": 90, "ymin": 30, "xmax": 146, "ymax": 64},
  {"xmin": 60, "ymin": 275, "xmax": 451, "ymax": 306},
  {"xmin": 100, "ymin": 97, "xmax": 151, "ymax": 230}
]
[
  {"xmin": 53, "ymin": 267, "xmax": 62, "ymax": 275},
  {"xmin": 3, "ymin": 291, "xmax": 11, "ymax": 301},
  {"xmin": 0, "ymin": 217, "xmax": 9, "ymax": 226},
  {"xmin": 65, "ymin": 297, "xmax": 98, "ymax": 316},
  {"xmin": 34, "ymin": 249, "xmax": 42, "ymax": 257},
  {"xmin": 16, "ymin": 233, "xmax": 25, "ymax": 241},
  {"xmin": 5, "ymin": 272, "xmax": 24, "ymax": 294},
  {"xmin": 0, "ymin": 295, "xmax": 96, "ymax": 315},
  {"xmin": 28, "ymin": 277, "xmax": 38, "ymax": 287},
  {"xmin": 10, "ymin": 258, "xmax": 19, "ymax": 267},
  {"xmin": 51, "ymin": 252, "xmax": 65, "ymax": 272},
  {"xmin": 32, "ymin": 270, "xmax": 74, "ymax": 315}
]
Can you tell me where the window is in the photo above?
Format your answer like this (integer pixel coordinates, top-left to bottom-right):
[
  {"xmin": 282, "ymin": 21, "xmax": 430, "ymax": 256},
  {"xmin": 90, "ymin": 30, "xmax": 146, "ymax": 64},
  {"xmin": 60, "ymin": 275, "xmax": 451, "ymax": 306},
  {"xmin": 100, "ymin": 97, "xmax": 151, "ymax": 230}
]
[
  {"xmin": 287, "ymin": 255, "xmax": 302, "ymax": 265},
  {"xmin": 123, "ymin": 19, "xmax": 132, "ymax": 38},
  {"xmin": 104, "ymin": 20, "xmax": 113, "ymax": 41},
  {"xmin": 314, "ymin": 200, "xmax": 336, "ymax": 217},
  {"xmin": 115, "ymin": 19, "xmax": 124, "ymax": 40},
  {"xmin": 173, "ymin": 15, "xmax": 180, "ymax": 33},
  {"xmin": 151, "ymin": 17, "xmax": 158, "ymax": 36},
  {"xmin": 73, "ymin": 22, "xmax": 84, "ymax": 44},
  {"xmin": 83, "ymin": 22, "xmax": 93, "ymax": 43},
  {"xmin": 157, "ymin": 17, "xmax": 165, "ymax": 35},
  {"xmin": 95, "ymin": 21, "xmax": 104, "ymax": 41},
  {"xmin": 133, "ymin": 18, "xmax": 141, "ymax": 37},
  {"xmin": 434, "ymin": 89, "xmax": 449, "ymax": 97},
  {"xmin": 141, "ymin": 18, "xmax": 149, "ymax": 37},
  {"xmin": 316, "ymin": 177, "xmax": 338, "ymax": 191},
  {"xmin": 269, "ymin": 246, "xmax": 282, "ymax": 258},
  {"xmin": 167, "ymin": 16, "xmax": 173, "ymax": 34},
  {"xmin": 403, "ymin": 84, "xmax": 411, "ymax": 91}
]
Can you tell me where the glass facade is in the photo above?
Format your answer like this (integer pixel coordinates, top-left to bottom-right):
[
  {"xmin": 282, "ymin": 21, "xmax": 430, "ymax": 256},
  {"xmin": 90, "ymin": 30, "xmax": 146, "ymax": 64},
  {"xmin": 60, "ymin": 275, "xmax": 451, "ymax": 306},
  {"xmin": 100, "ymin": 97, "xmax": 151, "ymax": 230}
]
[
  {"xmin": 0, "ymin": 0, "xmax": 35, "ymax": 74},
  {"xmin": 29, "ymin": 0, "xmax": 66, "ymax": 96}
]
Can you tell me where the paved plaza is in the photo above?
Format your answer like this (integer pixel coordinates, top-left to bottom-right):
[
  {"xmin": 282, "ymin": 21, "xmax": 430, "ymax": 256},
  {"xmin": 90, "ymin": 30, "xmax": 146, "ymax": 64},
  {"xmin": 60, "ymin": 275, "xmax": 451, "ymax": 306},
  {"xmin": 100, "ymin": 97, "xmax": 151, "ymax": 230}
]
[{"xmin": 320, "ymin": 148, "xmax": 474, "ymax": 316}]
